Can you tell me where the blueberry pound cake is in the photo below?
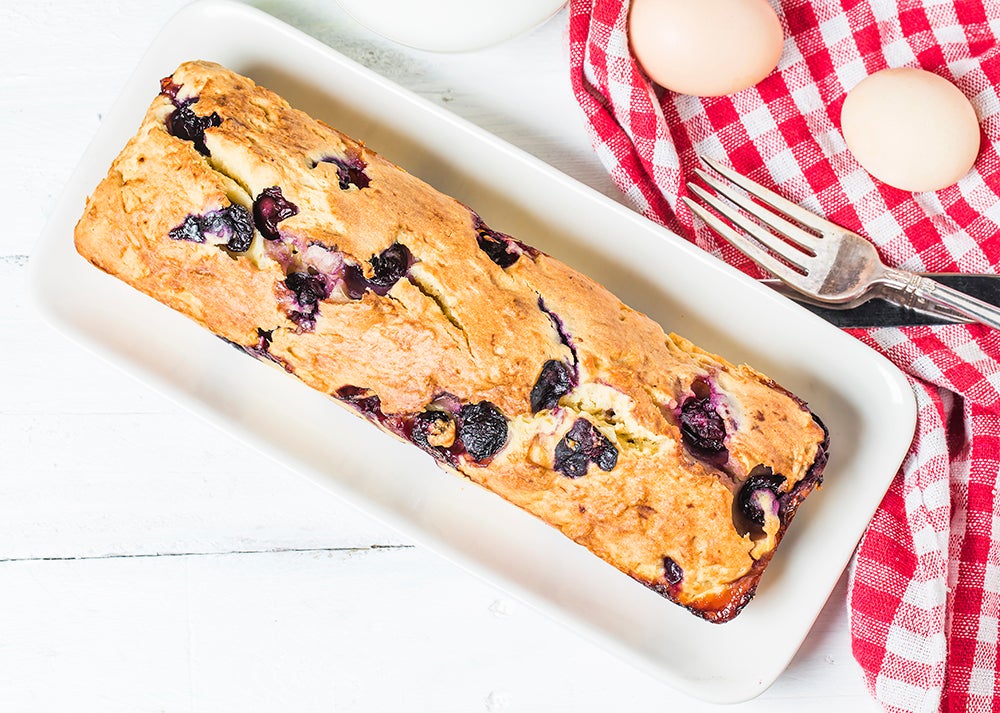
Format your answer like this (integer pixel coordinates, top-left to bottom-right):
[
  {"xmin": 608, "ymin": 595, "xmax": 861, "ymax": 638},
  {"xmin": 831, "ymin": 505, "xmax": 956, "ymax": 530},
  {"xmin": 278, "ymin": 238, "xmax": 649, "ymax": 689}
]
[{"xmin": 74, "ymin": 61, "xmax": 829, "ymax": 623}]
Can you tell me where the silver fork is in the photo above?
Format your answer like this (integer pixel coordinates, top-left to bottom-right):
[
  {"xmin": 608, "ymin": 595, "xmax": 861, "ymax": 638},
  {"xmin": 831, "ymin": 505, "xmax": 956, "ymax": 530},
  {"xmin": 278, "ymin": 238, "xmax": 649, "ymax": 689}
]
[{"xmin": 682, "ymin": 157, "xmax": 1000, "ymax": 330}]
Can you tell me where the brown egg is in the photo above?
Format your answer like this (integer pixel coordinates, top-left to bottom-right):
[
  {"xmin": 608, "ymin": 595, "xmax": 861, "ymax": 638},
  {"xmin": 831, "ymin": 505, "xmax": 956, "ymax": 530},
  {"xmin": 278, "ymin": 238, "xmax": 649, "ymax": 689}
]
[
  {"xmin": 628, "ymin": 0, "xmax": 784, "ymax": 97},
  {"xmin": 840, "ymin": 68, "xmax": 981, "ymax": 192}
]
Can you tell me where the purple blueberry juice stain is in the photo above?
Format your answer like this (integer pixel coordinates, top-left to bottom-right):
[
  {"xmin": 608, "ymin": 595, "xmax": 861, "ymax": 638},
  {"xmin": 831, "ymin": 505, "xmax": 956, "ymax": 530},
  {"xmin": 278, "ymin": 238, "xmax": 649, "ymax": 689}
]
[
  {"xmin": 554, "ymin": 418, "xmax": 618, "ymax": 478},
  {"xmin": 777, "ymin": 413, "xmax": 830, "ymax": 510},
  {"xmin": 217, "ymin": 328, "xmax": 289, "ymax": 371},
  {"xmin": 253, "ymin": 186, "xmax": 299, "ymax": 241},
  {"xmin": 168, "ymin": 204, "xmax": 254, "ymax": 253},
  {"xmin": 262, "ymin": 238, "xmax": 296, "ymax": 273},
  {"xmin": 314, "ymin": 154, "xmax": 370, "ymax": 190},
  {"xmin": 332, "ymin": 387, "xmax": 470, "ymax": 466},
  {"xmin": 515, "ymin": 238, "xmax": 539, "ymax": 258},
  {"xmin": 536, "ymin": 296, "xmax": 579, "ymax": 369},
  {"xmin": 246, "ymin": 328, "xmax": 285, "ymax": 366},
  {"xmin": 300, "ymin": 242, "xmax": 345, "ymax": 276},
  {"xmin": 458, "ymin": 401, "xmax": 508, "ymax": 462},
  {"xmin": 802, "ymin": 414, "xmax": 830, "ymax": 488},
  {"xmin": 335, "ymin": 385, "xmax": 386, "ymax": 423},
  {"xmin": 530, "ymin": 360, "xmax": 575, "ymax": 413},
  {"xmin": 159, "ymin": 76, "xmax": 182, "ymax": 101}
]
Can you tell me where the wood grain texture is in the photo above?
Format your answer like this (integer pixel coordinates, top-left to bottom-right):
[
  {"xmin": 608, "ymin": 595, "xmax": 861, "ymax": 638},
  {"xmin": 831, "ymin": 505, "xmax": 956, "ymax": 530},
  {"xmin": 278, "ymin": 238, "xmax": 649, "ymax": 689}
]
[{"xmin": 2, "ymin": 1, "xmax": 879, "ymax": 710}]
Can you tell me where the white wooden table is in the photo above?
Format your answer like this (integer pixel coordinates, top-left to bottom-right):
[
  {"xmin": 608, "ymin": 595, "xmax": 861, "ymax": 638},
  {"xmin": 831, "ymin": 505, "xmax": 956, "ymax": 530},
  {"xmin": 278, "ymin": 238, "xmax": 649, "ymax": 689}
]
[{"xmin": 2, "ymin": 2, "xmax": 882, "ymax": 710}]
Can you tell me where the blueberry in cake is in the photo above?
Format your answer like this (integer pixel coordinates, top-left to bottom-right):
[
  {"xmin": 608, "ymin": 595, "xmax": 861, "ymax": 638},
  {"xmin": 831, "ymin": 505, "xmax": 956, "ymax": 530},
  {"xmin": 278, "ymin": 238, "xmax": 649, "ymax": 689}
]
[{"xmin": 74, "ymin": 61, "xmax": 829, "ymax": 622}]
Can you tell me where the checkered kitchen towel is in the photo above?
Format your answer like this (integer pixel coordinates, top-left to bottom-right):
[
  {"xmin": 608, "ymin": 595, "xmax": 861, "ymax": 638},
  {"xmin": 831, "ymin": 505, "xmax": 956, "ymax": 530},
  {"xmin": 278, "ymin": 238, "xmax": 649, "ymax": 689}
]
[{"xmin": 567, "ymin": 1, "xmax": 1000, "ymax": 710}]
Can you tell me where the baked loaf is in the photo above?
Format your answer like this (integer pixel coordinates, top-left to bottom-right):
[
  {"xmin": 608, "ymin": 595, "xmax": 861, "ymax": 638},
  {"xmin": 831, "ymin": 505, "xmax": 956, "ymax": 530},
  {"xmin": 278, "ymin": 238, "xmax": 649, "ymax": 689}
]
[{"xmin": 75, "ymin": 61, "xmax": 828, "ymax": 622}]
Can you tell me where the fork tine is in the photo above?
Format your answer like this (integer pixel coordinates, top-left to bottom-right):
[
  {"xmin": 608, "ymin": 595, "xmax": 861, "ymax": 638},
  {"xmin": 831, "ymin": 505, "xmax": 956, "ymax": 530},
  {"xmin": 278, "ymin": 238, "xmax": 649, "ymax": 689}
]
[
  {"xmin": 682, "ymin": 196, "xmax": 808, "ymax": 285},
  {"xmin": 685, "ymin": 183, "xmax": 810, "ymax": 270},
  {"xmin": 701, "ymin": 156, "xmax": 843, "ymax": 235},
  {"xmin": 693, "ymin": 169, "xmax": 819, "ymax": 253}
]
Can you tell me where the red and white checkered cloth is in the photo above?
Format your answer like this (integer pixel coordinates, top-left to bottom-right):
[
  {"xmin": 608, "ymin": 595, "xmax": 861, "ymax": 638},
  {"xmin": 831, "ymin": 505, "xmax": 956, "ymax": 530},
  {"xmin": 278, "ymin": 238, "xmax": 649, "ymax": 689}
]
[{"xmin": 567, "ymin": 1, "xmax": 1000, "ymax": 710}]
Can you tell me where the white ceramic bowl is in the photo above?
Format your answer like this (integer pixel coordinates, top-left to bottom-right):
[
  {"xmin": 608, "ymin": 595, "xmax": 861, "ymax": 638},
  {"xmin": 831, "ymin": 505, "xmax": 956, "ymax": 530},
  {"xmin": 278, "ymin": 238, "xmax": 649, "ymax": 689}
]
[{"xmin": 335, "ymin": 0, "xmax": 567, "ymax": 52}]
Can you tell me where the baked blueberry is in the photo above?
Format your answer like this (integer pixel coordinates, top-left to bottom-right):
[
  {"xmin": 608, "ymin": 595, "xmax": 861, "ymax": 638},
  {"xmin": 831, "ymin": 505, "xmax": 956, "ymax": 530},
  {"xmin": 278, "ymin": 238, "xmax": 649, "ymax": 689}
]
[
  {"xmin": 285, "ymin": 271, "xmax": 328, "ymax": 308},
  {"xmin": 737, "ymin": 470, "xmax": 786, "ymax": 527},
  {"xmin": 458, "ymin": 401, "xmax": 508, "ymax": 462},
  {"xmin": 663, "ymin": 556, "xmax": 683, "ymax": 586},
  {"xmin": 804, "ymin": 414, "xmax": 830, "ymax": 487},
  {"xmin": 553, "ymin": 444, "xmax": 590, "ymax": 478},
  {"xmin": 476, "ymin": 231, "xmax": 518, "ymax": 268},
  {"xmin": 253, "ymin": 186, "xmax": 299, "ymax": 241},
  {"xmin": 222, "ymin": 204, "xmax": 254, "ymax": 252},
  {"xmin": 530, "ymin": 360, "xmax": 574, "ymax": 413},
  {"xmin": 239, "ymin": 328, "xmax": 274, "ymax": 361},
  {"xmin": 580, "ymin": 419, "xmax": 617, "ymax": 468},
  {"xmin": 367, "ymin": 242, "xmax": 412, "ymax": 295},
  {"xmin": 198, "ymin": 212, "xmax": 229, "ymax": 241},
  {"xmin": 168, "ymin": 205, "xmax": 253, "ymax": 253},
  {"xmin": 592, "ymin": 440, "xmax": 619, "ymax": 472},
  {"xmin": 340, "ymin": 244, "xmax": 412, "ymax": 298},
  {"xmin": 554, "ymin": 418, "xmax": 618, "ymax": 478},
  {"xmin": 336, "ymin": 385, "xmax": 368, "ymax": 399},
  {"xmin": 165, "ymin": 103, "xmax": 221, "ymax": 156},
  {"xmin": 168, "ymin": 215, "xmax": 203, "ymax": 243},
  {"xmin": 201, "ymin": 205, "xmax": 254, "ymax": 252},
  {"xmin": 411, "ymin": 409, "xmax": 456, "ymax": 450},
  {"xmin": 680, "ymin": 395, "xmax": 727, "ymax": 454},
  {"xmin": 471, "ymin": 214, "xmax": 541, "ymax": 268},
  {"xmin": 285, "ymin": 271, "xmax": 329, "ymax": 307},
  {"xmin": 284, "ymin": 271, "xmax": 331, "ymax": 329},
  {"xmin": 316, "ymin": 154, "xmax": 370, "ymax": 190},
  {"xmin": 473, "ymin": 216, "xmax": 519, "ymax": 268}
]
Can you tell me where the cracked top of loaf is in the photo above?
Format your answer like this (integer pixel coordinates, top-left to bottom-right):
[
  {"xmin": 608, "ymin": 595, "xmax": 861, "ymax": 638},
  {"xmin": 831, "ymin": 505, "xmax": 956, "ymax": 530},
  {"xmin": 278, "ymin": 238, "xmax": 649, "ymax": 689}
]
[{"xmin": 74, "ymin": 60, "xmax": 829, "ymax": 622}]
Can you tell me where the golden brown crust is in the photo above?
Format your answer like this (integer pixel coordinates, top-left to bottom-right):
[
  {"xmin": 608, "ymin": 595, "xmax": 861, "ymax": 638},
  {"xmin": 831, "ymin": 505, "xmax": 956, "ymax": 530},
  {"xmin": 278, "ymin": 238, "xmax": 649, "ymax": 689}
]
[{"xmin": 74, "ymin": 61, "xmax": 829, "ymax": 621}]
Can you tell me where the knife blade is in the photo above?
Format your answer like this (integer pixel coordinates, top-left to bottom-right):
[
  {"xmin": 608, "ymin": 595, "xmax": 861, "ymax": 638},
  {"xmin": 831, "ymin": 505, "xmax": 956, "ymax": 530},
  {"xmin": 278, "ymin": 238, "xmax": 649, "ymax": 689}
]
[{"xmin": 761, "ymin": 273, "xmax": 1000, "ymax": 328}]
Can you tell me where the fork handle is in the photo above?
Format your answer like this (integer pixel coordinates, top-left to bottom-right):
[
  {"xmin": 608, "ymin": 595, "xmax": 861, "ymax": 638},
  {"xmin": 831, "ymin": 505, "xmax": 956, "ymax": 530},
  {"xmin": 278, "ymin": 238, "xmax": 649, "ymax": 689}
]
[{"xmin": 883, "ymin": 269, "xmax": 1000, "ymax": 330}]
